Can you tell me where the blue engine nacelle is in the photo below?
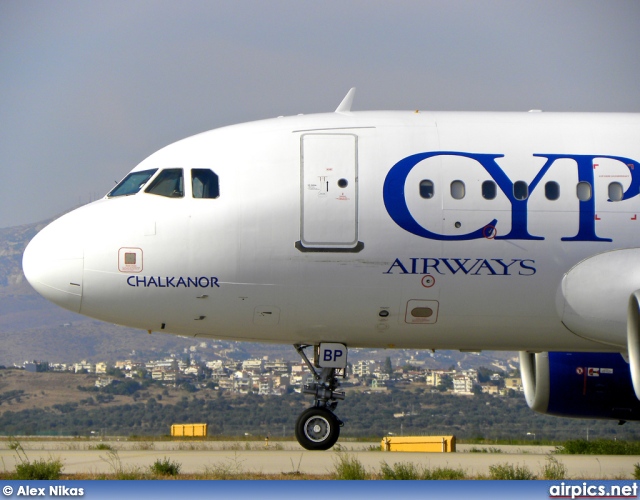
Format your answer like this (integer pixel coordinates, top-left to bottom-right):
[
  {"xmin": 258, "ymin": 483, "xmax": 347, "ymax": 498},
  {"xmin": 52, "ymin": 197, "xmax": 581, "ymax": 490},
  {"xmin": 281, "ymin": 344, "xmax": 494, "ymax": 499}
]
[{"xmin": 519, "ymin": 351, "xmax": 640, "ymax": 422}]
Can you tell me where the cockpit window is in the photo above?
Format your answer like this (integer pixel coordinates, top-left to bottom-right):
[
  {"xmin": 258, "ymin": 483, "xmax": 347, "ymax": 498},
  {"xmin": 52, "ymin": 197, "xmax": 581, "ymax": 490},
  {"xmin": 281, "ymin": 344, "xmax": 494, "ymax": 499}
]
[
  {"xmin": 145, "ymin": 169, "xmax": 184, "ymax": 198},
  {"xmin": 108, "ymin": 169, "xmax": 158, "ymax": 197},
  {"xmin": 192, "ymin": 169, "xmax": 220, "ymax": 198}
]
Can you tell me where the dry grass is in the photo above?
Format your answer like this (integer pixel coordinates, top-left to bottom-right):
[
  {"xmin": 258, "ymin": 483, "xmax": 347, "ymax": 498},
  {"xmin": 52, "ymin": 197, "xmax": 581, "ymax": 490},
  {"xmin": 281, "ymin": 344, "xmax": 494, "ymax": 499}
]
[
  {"xmin": 0, "ymin": 371, "xmax": 133, "ymax": 411},
  {"xmin": 0, "ymin": 471, "xmax": 333, "ymax": 480},
  {"xmin": 0, "ymin": 370, "xmax": 289, "ymax": 414}
]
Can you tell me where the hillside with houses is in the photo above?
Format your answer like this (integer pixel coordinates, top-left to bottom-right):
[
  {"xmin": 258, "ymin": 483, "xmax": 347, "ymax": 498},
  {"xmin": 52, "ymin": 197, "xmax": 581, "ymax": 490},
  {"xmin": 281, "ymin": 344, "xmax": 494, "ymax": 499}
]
[{"xmin": 15, "ymin": 339, "xmax": 522, "ymax": 399}]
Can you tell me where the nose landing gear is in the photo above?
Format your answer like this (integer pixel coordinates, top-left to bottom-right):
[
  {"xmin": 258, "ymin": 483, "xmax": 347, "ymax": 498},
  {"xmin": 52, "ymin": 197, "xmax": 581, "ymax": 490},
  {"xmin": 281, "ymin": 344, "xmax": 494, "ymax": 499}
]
[
  {"xmin": 295, "ymin": 407, "xmax": 341, "ymax": 450},
  {"xmin": 294, "ymin": 343, "xmax": 347, "ymax": 450}
]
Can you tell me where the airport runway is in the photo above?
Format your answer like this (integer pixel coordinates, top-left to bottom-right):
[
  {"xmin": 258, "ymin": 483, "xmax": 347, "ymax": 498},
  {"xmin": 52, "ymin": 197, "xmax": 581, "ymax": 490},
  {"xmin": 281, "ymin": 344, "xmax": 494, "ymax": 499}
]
[{"xmin": 0, "ymin": 440, "xmax": 637, "ymax": 478}]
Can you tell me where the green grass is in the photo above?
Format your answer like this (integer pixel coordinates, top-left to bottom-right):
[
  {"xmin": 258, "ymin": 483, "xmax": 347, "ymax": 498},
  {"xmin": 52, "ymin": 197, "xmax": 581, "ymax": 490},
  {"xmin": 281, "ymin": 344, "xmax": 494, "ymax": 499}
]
[
  {"xmin": 7, "ymin": 438, "xmax": 63, "ymax": 480},
  {"xmin": 89, "ymin": 443, "xmax": 113, "ymax": 450},
  {"xmin": 99, "ymin": 449, "xmax": 145, "ymax": 480},
  {"xmin": 332, "ymin": 453, "xmax": 368, "ymax": 480},
  {"xmin": 488, "ymin": 463, "xmax": 536, "ymax": 480},
  {"xmin": 424, "ymin": 466, "xmax": 467, "ymax": 480},
  {"xmin": 468, "ymin": 446, "xmax": 501, "ymax": 453},
  {"xmin": 541, "ymin": 456, "xmax": 567, "ymax": 480},
  {"xmin": 461, "ymin": 437, "xmax": 558, "ymax": 446},
  {"xmin": 14, "ymin": 458, "xmax": 63, "ymax": 480},
  {"xmin": 379, "ymin": 461, "xmax": 467, "ymax": 480},
  {"xmin": 379, "ymin": 461, "xmax": 421, "ymax": 480},
  {"xmin": 149, "ymin": 457, "xmax": 181, "ymax": 476},
  {"xmin": 556, "ymin": 440, "xmax": 640, "ymax": 455}
]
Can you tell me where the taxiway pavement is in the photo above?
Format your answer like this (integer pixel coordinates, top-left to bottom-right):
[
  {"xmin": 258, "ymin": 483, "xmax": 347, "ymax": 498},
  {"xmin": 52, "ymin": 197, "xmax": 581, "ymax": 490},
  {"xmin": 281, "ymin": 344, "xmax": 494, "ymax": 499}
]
[{"xmin": 0, "ymin": 441, "xmax": 635, "ymax": 478}]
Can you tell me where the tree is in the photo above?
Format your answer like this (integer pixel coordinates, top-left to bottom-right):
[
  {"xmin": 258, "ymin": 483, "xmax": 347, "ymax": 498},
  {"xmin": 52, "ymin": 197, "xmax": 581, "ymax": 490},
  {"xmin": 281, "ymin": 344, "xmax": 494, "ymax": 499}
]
[
  {"xmin": 181, "ymin": 383, "xmax": 197, "ymax": 393},
  {"xmin": 102, "ymin": 380, "xmax": 141, "ymax": 395},
  {"xmin": 383, "ymin": 357, "xmax": 393, "ymax": 377},
  {"xmin": 35, "ymin": 361, "xmax": 50, "ymax": 372},
  {"xmin": 198, "ymin": 364, "xmax": 212, "ymax": 381},
  {"xmin": 477, "ymin": 366, "xmax": 497, "ymax": 383},
  {"xmin": 436, "ymin": 375, "xmax": 453, "ymax": 392},
  {"xmin": 106, "ymin": 367, "xmax": 124, "ymax": 378}
]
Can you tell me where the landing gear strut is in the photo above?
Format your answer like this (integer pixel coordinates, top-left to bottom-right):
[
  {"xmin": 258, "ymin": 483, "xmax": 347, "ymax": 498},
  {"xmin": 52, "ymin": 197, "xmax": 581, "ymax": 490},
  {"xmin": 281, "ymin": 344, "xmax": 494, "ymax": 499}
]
[{"xmin": 294, "ymin": 343, "xmax": 346, "ymax": 450}]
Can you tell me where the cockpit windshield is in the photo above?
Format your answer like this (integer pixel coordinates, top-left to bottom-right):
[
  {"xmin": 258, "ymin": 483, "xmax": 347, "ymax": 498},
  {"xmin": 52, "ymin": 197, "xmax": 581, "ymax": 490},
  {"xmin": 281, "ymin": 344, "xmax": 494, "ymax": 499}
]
[
  {"xmin": 192, "ymin": 169, "xmax": 220, "ymax": 198},
  {"xmin": 145, "ymin": 169, "xmax": 184, "ymax": 198},
  {"xmin": 108, "ymin": 169, "xmax": 158, "ymax": 197}
]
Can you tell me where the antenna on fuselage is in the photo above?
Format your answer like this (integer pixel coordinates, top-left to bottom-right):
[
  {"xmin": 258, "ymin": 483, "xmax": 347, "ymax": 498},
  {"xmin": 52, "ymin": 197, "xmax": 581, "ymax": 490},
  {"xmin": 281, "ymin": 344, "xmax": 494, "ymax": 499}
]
[{"xmin": 335, "ymin": 87, "xmax": 356, "ymax": 113}]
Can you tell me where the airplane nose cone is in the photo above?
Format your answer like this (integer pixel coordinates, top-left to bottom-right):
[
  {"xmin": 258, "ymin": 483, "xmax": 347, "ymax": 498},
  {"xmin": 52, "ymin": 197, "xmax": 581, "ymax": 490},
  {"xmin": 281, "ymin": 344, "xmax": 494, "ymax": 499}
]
[{"xmin": 22, "ymin": 220, "xmax": 84, "ymax": 313}]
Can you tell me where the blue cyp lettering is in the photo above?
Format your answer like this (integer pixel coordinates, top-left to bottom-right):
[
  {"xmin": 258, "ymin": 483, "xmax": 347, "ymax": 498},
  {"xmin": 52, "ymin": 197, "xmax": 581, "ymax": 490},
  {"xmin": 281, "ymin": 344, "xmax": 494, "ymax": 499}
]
[
  {"xmin": 383, "ymin": 151, "xmax": 640, "ymax": 242},
  {"xmin": 383, "ymin": 152, "xmax": 498, "ymax": 241}
]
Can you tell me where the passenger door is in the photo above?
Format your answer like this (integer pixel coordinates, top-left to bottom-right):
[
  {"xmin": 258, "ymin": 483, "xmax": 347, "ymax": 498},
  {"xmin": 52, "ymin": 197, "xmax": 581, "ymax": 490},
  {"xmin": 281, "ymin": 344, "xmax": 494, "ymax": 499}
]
[{"xmin": 298, "ymin": 133, "xmax": 362, "ymax": 251}]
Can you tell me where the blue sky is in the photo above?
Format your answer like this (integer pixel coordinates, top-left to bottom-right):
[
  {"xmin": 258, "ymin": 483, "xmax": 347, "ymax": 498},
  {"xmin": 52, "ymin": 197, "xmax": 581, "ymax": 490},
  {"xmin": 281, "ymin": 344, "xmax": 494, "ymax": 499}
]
[{"xmin": 2, "ymin": 1, "xmax": 639, "ymax": 228}]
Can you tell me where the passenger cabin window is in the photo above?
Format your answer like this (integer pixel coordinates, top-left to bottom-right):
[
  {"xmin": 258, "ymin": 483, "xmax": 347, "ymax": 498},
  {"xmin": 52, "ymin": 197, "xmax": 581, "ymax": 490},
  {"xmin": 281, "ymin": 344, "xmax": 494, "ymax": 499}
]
[
  {"xmin": 145, "ymin": 169, "xmax": 184, "ymax": 198},
  {"xmin": 545, "ymin": 181, "xmax": 560, "ymax": 200},
  {"xmin": 609, "ymin": 182, "xmax": 623, "ymax": 202},
  {"xmin": 482, "ymin": 181, "xmax": 496, "ymax": 200},
  {"xmin": 192, "ymin": 169, "xmax": 220, "ymax": 199},
  {"xmin": 419, "ymin": 180, "xmax": 434, "ymax": 199},
  {"xmin": 450, "ymin": 180, "xmax": 465, "ymax": 200},
  {"xmin": 108, "ymin": 169, "xmax": 158, "ymax": 197},
  {"xmin": 514, "ymin": 181, "xmax": 528, "ymax": 200},
  {"xmin": 577, "ymin": 181, "xmax": 592, "ymax": 201}
]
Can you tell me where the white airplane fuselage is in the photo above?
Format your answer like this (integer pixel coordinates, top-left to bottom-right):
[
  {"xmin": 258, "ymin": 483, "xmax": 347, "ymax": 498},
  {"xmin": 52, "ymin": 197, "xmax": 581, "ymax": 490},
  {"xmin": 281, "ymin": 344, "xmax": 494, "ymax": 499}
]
[{"xmin": 23, "ymin": 109, "xmax": 640, "ymax": 354}]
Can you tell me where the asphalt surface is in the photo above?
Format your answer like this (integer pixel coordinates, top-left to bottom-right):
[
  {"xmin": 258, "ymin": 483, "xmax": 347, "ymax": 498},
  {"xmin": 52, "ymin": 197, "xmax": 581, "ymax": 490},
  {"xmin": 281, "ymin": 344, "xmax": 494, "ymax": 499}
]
[{"xmin": 0, "ymin": 441, "xmax": 636, "ymax": 478}]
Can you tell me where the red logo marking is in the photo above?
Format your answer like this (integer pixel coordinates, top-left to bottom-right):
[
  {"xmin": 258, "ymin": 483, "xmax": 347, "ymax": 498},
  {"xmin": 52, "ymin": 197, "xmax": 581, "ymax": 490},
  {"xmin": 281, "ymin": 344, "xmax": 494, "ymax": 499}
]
[
  {"xmin": 483, "ymin": 225, "xmax": 497, "ymax": 239},
  {"xmin": 421, "ymin": 275, "xmax": 436, "ymax": 288}
]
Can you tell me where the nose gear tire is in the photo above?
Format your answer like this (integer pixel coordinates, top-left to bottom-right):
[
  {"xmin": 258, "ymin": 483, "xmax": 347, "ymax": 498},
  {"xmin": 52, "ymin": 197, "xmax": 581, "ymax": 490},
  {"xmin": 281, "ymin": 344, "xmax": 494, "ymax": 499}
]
[{"xmin": 295, "ymin": 407, "xmax": 340, "ymax": 450}]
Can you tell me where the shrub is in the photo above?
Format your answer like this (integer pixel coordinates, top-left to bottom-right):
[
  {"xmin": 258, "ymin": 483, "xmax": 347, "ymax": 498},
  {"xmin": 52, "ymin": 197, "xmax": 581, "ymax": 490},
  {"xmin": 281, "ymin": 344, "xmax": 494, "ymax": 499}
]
[
  {"xmin": 469, "ymin": 446, "xmax": 501, "ymax": 454},
  {"xmin": 557, "ymin": 440, "xmax": 640, "ymax": 455},
  {"xmin": 379, "ymin": 461, "xmax": 466, "ymax": 480},
  {"xmin": 380, "ymin": 461, "xmax": 421, "ymax": 480},
  {"xmin": 100, "ymin": 449, "xmax": 145, "ymax": 480},
  {"xmin": 424, "ymin": 466, "xmax": 466, "ymax": 480},
  {"xmin": 489, "ymin": 462, "xmax": 536, "ymax": 480},
  {"xmin": 14, "ymin": 458, "xmax": 63, "ymax": 480},
  {"xmin": 9, "ymin": 438, "xmax": 63, "ymax": 480},
  {"xmin": 90, "ymin": 443, "xmax": 112, "ymax": 450},
  {"xmin": 541, "ymin": 456, "xmax": 567, "ymax": 480},
  {"xmin": 332, "ymin": 453, "xmax": 368, "ymax": 480},
  {"xmin": 149, "ymin": 457, "xmax": 181, "ymax": 476},
  {"xmin": 202, "ymin": 453, "xmax": 246, "ymax": 479}
]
